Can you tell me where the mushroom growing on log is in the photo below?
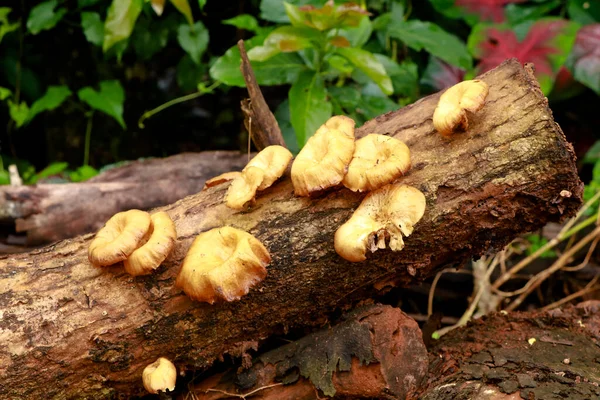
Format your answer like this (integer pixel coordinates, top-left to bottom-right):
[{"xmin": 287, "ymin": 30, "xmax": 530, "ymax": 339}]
[{"xmin": 0, "ymin": 59, "xmax": 583, "ymax": 398}]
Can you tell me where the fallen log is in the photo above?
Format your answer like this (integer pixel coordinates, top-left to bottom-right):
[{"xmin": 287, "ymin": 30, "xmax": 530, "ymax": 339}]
[
  {"xmin": 421, "ymin": 301, "xmax": 600, "ymax": 399},
  {"xmin": 0, "ymin": 151, "xmax": 250, "ymax": 245},
  {"xmin": 191, "ymin": 304, "xmax": 428, "ymax": 400},
  {"xmin": 0, "ymin": 59, "xmax": 583, "ymax": 398}
]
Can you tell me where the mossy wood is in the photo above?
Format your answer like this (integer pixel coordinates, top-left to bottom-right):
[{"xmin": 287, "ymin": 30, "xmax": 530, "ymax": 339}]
[{"xmin": 0, "ymin": 60, "xmax": 583, "ymax": 398}]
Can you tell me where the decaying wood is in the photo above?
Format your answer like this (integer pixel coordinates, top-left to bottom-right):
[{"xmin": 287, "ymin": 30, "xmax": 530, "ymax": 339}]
[
  {"xmin": 0, "ymin": 60, "xmax": 584, "ymax": 398},
  {"xmin": 421, "ymin": 300, "xmax": 600, "ymax": 399},
  {"xmin": 0, "ymin": 151, "xmax": 250, "ymax": 245},
  {"xmin": 192, "ymin": 304, "xmax": 428, "ymax": 400},
  {"xmin": 238, "ymin": 40, "xmax": 286, "ymax": 150}
]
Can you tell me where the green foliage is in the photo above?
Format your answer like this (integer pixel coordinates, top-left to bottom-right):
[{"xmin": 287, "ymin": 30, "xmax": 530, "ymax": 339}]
[
  {"xmin": 27, "ymin": 85, "xmax": 72, "ymax": 123},
  {"xmin": 289, "ymin": 70, "xmax": 332, "ymax": 146},
  {"xmin": 103, "ymin": 0, "xmax": 144, "ymax": 52},
  {"xmin": 27, "ymin": 0, "xmax": 67, "ymax": 35},
  {"xmin": 78, "ymin": 81, "xmax": 126, "ymax": 128},
  {"xmin": 0, "ymin": 8, "xmax": 19, "ymax": 43},
  {"xmin": 525, "ymin": 234, "xmax": 557, "ymax": 259},
  {"xmin": 177, "ymin": 21, "xmax": 209, "ymax": 64},
  {"xmin": 69, "ymin": 165, "xmax": 99, "ymax": 182},
  {"xmin": 223, "ymin": 15, "xmax": 262, "ymax": 33},
  {"xmin": 7, "ymin": 100, "xmax": 29, "ymax": 128},
  {"xmin": 81, "ymin": 12, "xmax": 104, "ymax": 46}
]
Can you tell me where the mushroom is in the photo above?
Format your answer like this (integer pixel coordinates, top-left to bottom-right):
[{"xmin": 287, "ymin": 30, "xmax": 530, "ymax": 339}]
[
  {"xmin": 203, "ymin": 171, "xmax": 242, "ymax": 190},
  {"xmin": 342, "ymin": 134, "xmax": 411, "ymax": 192},
  {"xmin": 175, "ymin": 226, "xmax": 271, "ymax": 303},
  {"xmin": 225, "ymin": 145, "xmax": 293, "ymax": 209},
  {"xmin": 433, "ymin": 79, "xmax": 489, "ymax": 137},
  {"xmin": 88, "ymin": 209, "xmax": 151, "ymax": 267},
  {"xmin": 142, "ymin": 357, "xmax": 177, "ymax": 394},
  {"xmin": 123, "ymin": 211, "xmax": 177, "ymax": 276},
  {"xmin": 291, "ymin": 115, "xmax": 356, "ymax": 196},
  {"xmin": 334, "ymin": 184, "xmax": 426, "ymax": 262}
]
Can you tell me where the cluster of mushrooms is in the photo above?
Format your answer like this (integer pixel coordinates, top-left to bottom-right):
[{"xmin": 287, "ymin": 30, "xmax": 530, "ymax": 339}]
[{"xmin": 86, "ymin": 79, "xmax": 489, "ymax": 394}]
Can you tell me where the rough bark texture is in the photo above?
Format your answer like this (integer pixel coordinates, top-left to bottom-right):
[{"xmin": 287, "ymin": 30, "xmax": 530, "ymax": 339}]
[
  {"xmin": 421, "ymin": 300, "xmax": 600, "ymax": 400},
  {"xmin": 191, "ymin": 304, "xmax": 428, "ymax": 400},
  {"xmin": 0, "ymin": 60, "xmax": 584, "ymax": 399},
  {"xmin": 0, "ymin": 151, "xmax": 250, "ymax": 245}
]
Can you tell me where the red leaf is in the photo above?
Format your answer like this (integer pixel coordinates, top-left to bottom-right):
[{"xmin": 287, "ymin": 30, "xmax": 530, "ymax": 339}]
[
  {"xmin": 456, "ymin": 0, "xmax": 525, "ymax": 23},
  {"xmin": 571, "ymin": 24, "xmax": 600, "ymax": 70},
  {"xmin": 422, "ymin": 57, "xmax": 465, "ymax": 91},
  {"xmin": 475, "ymin": 20, "xmax": 568, "ymax": 75}
]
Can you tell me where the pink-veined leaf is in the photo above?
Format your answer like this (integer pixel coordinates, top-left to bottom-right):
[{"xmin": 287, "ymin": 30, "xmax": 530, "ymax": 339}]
[
  {"xmin": 468, "ymin": 19, "xmax": 580, "ymax": 93},
  {"xmin": 421, "ymin": 56, "xmax": 465, "ymax": 91},
  {"xmin": 455, "ymin": 0, "xmax": 526, "ymax": 23},
  {"xmin": 569, "ymin": 24, "xmax": 600, "ymax": 94}
]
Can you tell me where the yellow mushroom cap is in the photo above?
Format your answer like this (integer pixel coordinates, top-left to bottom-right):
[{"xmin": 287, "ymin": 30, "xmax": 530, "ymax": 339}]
[
  {"xmin": 123, "ymin": 212, "xmax": 177, "ymax": 276},
  {"xmin": 225, "ymin": 146, "xmax": 293, "ymax": 209},
  {"xmin": 291, "ymin": 115, "xmax": 356, "ymax": 197},
  {"xmin": 334, "ymin": 184, "xmax": 426, "ymax": 262},
  {"xmin": 433, "ymin": 79, "xmax": 489, "ymax": 137},
  {"xmin": 142, "ymin": 357, "xmax": 177, "ymax": 394},
  {"xmin": 175, "ymin": 226, "xmax": 271, "ymax": 303},
  {"xmin": 203, "ymin": 171, "xmax": 242, "ymax": 190},
  {"xmin": 88, "ymin": 209, "xmax": 151, "ymax": 267},
  {"xmin": 342, "ymin": 134, "xmax": 411, "ymax": 192}
]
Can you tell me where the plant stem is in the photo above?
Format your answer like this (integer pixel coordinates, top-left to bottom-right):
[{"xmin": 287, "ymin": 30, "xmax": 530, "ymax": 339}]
[
  {"xmin": 83, "ymin": 112, "xmax": 94, "ymax": 167},
  {"xmin": 137, "ymin": 81, "xmax": 220, "ymax": 128}
]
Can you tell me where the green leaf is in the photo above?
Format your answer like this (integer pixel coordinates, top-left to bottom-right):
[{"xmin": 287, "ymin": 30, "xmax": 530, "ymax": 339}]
[
  {"xmin": 0, "ymin": 86, "xmax": 12, "ymax": 101},
  {"xmin": 27, "ymin": 85, "xmax": 72, "ymax": 123},
  {"xmin": 210, "ymin": 34, "xmax": 307, "ymax": 87},
  {"xmin": 103, "ymin": 0, "xmax": 143, "ymax": 52},
  {"xmin": 0, "ymin": 170, "xmax": 9, "ymax": 185},
  {"xmin": 8, "ymin": 100, "xmax": 29, "ymax": 128},
  {"xmin": 198, "ymin": 0, "xmax": 207, "ymax": 10},
  {"xmin": 568, "ymin": 0, "xmax": 600, "ymax": 25},
  {"xmin": 373, "ymin": 54, "xmax": 418, "ymax": 99},
  {"xmin": 260, "ymin": 0, "xmax": 322, "ymax": 23},
  {"xmin": 274, "ymin": 99, "xmax": 300, "ymax": 154},
  {"xmin": 131, "ymin": 13, "xmax": 174, "ymax": 60},
  {"xmin": 288, "ymin": 70, "xmax": 332, "ymax": 146},
  {"xmin": 26, "ymin": 0, "xmax": 67, "ymax": 35},
  {"xmin": 338, "ymin": 16, "xmax": 372, "ymax": 48},
  {"xmin": 525, "ymin": 234, "xmax": 557, "ymax": 259},
  {"xmin": 388, "ymin": 20, "xmax": 472, "ymax": 70},
  {"xmin": 78, "ymin": 80, "xmax": 126, "ymax": 128},
  {"xmin": 336, "ymin": 47, "xmax": 393, "ymax": 95},
  {"xmin": 223, "ymin": 14, "xmax": 261, "ymax": 33},
  {"xmin": 583, "ymin": 140, "xmax": 600, "ymax": 164},
  {"xmin": 170, "ymin": 0, "xmax": 194, "ymax": 26},
  {"xmin": 355, "ymin": 93, "xmax": 398, "ymax": 121},
  {"xmin": 81, "ymin": 12, "xmax": 104, "ymax": 47},
  {"xmin": 30, "ymin": 162, "xmax": 69, "ymax": 184},
  {"xmin": 505, "ymin": 1, "xmax": 561, "ymax": 26},
  {"xmin": 177, "ymin": 21, "xmax": 209, "ymax": 65},
  {"xmin": 69, "ymin": 165, "xmax": 99, "ymax": 182},
  {"xmin": 0, "ymin": 8, "xmax": 20, "ymax": 44},
  {"xmin": 248, "ymin": 26, "xmax": 321, "ymax": 61}
]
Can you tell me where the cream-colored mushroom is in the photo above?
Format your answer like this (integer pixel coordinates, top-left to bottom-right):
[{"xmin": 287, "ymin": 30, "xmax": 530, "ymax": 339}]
[
  {"xmin": 225, "ymin": 145, "xmax": 292, "ymax": 209},
  {"xmin": 433, "ymin": 79, "xmax": 489, "ymax": 137},
  {"xmin": 123, "ymin": 211, "xmax": 177, "ymax": 276},
  {"xmin": 343, "ymin": 134, "xmax": 411, "ymax": 192},
  {"xmin": 291, "ymin": 115, "xmax": 355, "ymax": 196},
  {"xmin": 142, "ymin": 357, "xmax": 177, "ymax": 394},
  {"xmin": 334, "ymin": 184, "xmax": 426, "ymax": 262},
  {"xmin": 88, "ymin": 209, "xmax": 151, "ymax": 267},
  {"xmin": 175, "ymin": 226, "xmax": 271, "ymax": 303},
  {"xmin": 203, "ymin": 171, "xmax": 242, "ymax": 190}
]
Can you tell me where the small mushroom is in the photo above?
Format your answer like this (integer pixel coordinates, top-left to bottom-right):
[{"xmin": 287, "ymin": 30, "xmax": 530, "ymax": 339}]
[
  {"xmin": 291, "ymin": 115, "xmax": 355, "ymax": 196},
  {"xmin": 123, "ymin": 211, "xmax": 177, "ymax": 276},
  {"xmin": 334, "ymin": 184, "xmax": 426, "ymax": 262},
  {"xmin": 342, "ymin": 134, "xmax": 411, "ymax": 192},
  {"xmin": 142, "ymin": 357, "xmax": 177, "ymax": 394},
  {"xmin": 433, "ymin": 79, "xmax": 489, "ymax": 137},
  {"xmin": 88, "ymin": 209, "xmax": 151, "ymax": 267},
  {"xmin": 175, "ymin": 226, "xmax": 271, "ymax": 303},
  {"xmin": 203, "ymin": 171, "xmax": 242, "ymax": 190},
  {"xmin": 226, "ymin": 145, "xmax": 293, "ymax": 209}
]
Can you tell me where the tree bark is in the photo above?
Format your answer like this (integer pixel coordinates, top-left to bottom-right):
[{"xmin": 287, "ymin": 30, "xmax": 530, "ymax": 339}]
[
  {"xmin": 0, "ymin": 59, "xmax": 583, "ymax": 399},
  {"xmin": 420, "ymin": 301, "xmax": 600, "ymax": 400},
  {"xmin": 0, "ymin": 151, "xmax": 250, "ymax": 246}
]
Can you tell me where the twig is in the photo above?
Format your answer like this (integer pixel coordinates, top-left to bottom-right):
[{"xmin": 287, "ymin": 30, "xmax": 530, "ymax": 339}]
[
  {"xmin": 505, "ymin": 226, "xmax": 600, "ymax": 311},
  {"xmin": 9, "ymin": 164, "xmax": 22, "ymax": 186},
  {"xmin": 562, "ymin": 235, "xmax": 600, "ymax": 272},
  {"xmin": 204, "ymin": 382, "xmax": 284, "ymax": 399},
  {"xmin": 539, "ymin": 275, "xmax": 600, "ymax": 312},
  {"xmin": 238, "ymin": 40, "xmax": 286, "ymax": 150}
]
